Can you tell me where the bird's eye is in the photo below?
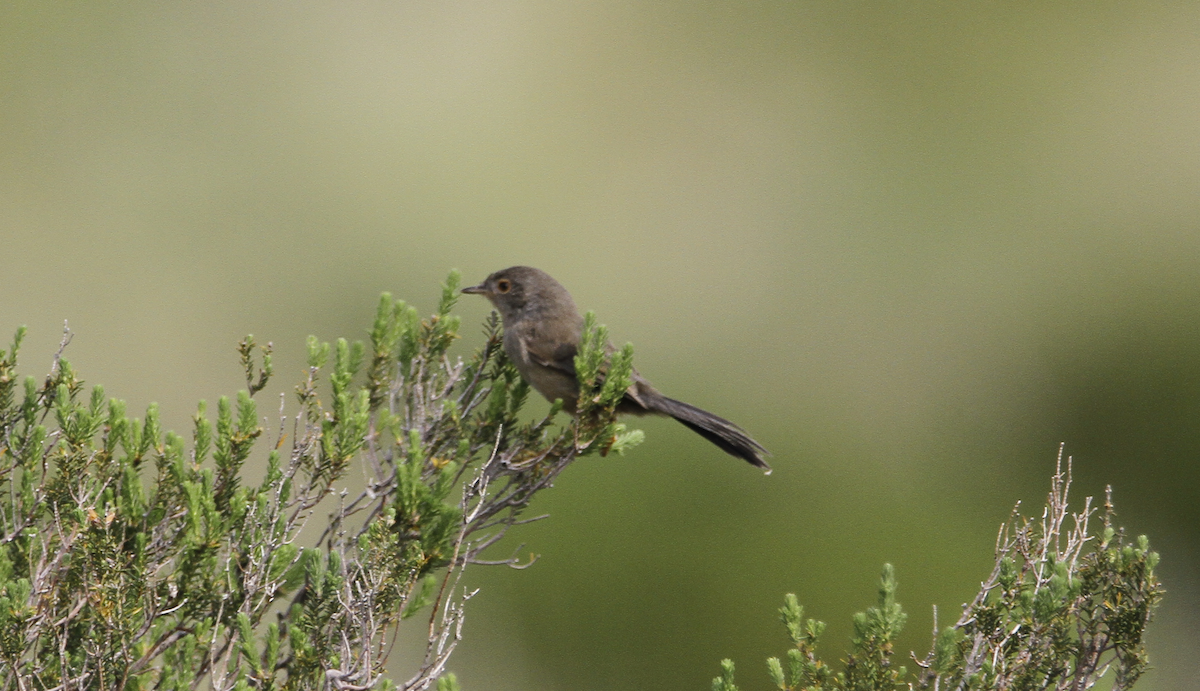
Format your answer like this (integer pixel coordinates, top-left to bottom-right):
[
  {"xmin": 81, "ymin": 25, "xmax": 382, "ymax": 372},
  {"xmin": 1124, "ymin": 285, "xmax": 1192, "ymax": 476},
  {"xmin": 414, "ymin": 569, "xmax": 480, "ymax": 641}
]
[{"xmin": 495, "ymin": 279, "xmax": 511, "ymax": 293}]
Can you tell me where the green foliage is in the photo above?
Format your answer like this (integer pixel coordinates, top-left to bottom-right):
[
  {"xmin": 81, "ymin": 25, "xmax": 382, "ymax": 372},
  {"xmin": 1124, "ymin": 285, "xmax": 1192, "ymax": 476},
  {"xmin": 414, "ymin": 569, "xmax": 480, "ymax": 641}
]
[
  {"xmin": 713, "ymin": 659, "xmax": 739, "ymax": 691},
  {"xmin": 238, "ymin": 335, "xmax": 273, "ymax": 397},
  {"xmin": 572, "ymin": 311, "xmax": 644, "ymax": 457},
  {"xmin": 843, "ymin": 565, "xmax": 906, "ymax": 691},
  {"xmin": 713, "ymin": 455, "xmax": 1162, "ymax": 691},
  {"xmin": 0, "ymin": 273, "xmax": 641, "ymax": 691},
  {"xmin": 726, "ymin": 567, "xmax": 905, "ymax": 691}
]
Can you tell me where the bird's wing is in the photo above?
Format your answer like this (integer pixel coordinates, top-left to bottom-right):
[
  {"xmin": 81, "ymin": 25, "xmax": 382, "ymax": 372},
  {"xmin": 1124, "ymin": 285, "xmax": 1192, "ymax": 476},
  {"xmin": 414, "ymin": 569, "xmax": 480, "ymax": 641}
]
[
  {"xmin": 526, "ymin": 339, "xmax": 577, "ymax": 376},
  {"xmin": 528, "ymin": 336, "xmax": 657, "ymax": 410},
  {"xmin": 622, "ymin": 371, "xmax": 654, "ymax": 409}
]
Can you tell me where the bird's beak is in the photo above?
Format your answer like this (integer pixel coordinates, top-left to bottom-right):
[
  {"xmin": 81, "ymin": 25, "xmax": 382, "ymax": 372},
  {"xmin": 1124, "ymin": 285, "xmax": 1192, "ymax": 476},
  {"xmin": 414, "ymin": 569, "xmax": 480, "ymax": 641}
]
[{"xmin": 461, "ymin": 283, "xmax": 488, "ymax": 295}]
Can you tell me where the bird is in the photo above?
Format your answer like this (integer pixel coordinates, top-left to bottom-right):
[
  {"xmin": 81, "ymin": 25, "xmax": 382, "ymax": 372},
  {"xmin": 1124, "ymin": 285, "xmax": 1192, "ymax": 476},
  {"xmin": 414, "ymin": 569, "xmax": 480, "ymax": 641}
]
[{"xmin": 462, "ymin": 266, "xmax": 770, "ymax": 472}]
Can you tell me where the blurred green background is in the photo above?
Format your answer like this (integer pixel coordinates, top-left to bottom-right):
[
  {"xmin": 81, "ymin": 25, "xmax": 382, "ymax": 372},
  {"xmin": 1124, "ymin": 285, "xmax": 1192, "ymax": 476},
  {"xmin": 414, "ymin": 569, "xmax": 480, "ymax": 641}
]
[{"xmin": 3, "ymin": 2, "xmax": 1198, "ymax": 689}]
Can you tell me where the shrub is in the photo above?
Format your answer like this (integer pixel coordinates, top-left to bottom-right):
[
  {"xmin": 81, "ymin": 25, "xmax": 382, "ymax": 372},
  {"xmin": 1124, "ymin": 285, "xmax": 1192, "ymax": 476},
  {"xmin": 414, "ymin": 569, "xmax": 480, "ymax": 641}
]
[
  {"xmin": 0, "ymin": 272, "xmax": 638, "ymax": 690},
  {"xmin": 712, "ymin": 451, "xmax": 1162, "ymax": 691}
]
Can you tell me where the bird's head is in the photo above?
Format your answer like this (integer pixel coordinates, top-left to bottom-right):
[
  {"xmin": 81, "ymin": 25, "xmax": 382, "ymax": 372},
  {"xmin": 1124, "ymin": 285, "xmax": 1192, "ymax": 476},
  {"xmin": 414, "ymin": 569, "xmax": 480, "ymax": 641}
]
[{"xmin": 462, "ymin": 266, "xmax": 570, "ymax": 322}]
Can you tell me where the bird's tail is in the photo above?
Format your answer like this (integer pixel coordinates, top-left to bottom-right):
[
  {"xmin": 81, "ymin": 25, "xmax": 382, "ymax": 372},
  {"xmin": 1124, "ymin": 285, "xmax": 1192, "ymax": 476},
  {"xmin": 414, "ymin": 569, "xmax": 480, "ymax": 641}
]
[{"xmin": 643, "ymin": 394, "xmax": 771, "ymax": 473}]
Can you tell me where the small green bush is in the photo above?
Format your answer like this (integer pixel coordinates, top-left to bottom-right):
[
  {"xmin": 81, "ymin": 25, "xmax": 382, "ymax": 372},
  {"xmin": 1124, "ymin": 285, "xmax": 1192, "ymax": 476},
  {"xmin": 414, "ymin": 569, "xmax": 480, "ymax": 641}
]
[{"xmin": 713, "ymin": 453, "xmax": 1162, "ymax": 691}]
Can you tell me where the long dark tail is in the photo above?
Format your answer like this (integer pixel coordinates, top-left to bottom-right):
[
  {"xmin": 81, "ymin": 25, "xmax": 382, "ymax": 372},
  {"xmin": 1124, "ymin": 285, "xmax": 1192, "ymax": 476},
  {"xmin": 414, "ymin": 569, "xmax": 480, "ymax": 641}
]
[{"xmin": 640, "ymin": 393, "xmax": 771, "ymax": 473}]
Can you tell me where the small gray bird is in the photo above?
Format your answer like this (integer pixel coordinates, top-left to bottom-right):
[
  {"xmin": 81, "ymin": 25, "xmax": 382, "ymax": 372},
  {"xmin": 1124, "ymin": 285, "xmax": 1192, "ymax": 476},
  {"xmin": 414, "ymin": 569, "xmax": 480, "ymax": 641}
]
[{"xmin": 462, "ymin": 266, "xmax": 770, "ymax": 472}]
